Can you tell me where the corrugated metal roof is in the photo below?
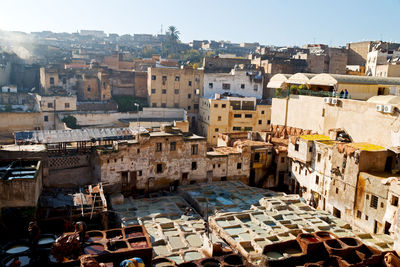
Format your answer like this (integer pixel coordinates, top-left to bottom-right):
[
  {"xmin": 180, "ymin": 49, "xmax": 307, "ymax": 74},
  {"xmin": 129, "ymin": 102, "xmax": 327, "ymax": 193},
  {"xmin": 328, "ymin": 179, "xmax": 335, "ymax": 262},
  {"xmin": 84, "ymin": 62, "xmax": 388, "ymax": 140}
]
[{"xmin": 14, "ymin": 127, "xmax": 148, "ymax": 144}]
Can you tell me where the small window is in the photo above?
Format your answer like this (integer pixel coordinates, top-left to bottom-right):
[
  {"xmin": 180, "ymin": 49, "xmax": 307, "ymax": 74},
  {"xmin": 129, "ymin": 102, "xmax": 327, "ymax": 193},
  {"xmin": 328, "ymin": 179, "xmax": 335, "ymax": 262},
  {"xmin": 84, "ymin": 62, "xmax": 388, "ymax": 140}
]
[
  {"xmin": 151, "ymin": 89, "xmax": 156, "ymax": 94},
  {"xmin": 162, "ymin": 89, "xmax": 166, "ymax": 94},
  {"xmin": 175, "ymin": 76, "xmax": 180, "ymax": 81},
  {"xmin": 62, "ymin": 78, "xmax": 66, "ymax": 84},
  {"xmin": 161, "ymin": 103, "xmax": 166, "ymax": 108},
  {"xmin": 336, "ymin": 188, "xmax": 339, "ymax": 194},
  {"xmin": 316, "ymin": 175, "xmax": 319, "ymax": 185},
  {"xmin": 213, "ymin": 164, "xmax": 215, "ymax": 169},
  {"xmin": 356, "ymin": 210, "xmax": 362, "ymax": 219},
  {"xmin": 47, "ymin": 102, "xmax": 53, "ymax": 108},
  {"xmin": 162, "ymin": 75, "xmax": 167, "ymax": 81},
  {"xmin": 194, "ymin": 104, "xmax": 199, "ymax": 109},
  {"xmin": 237, "ymin": 163, "xmax": 242, "ymax": 169},
  {"xmin": 366, "ymin": 194, "xmax": 369, "ymax": 200},
  {"xmin": 156, "ymin": 143, "xmax": 162, "ymax": 152},
  {"xmin": 254, "ymin": 153, "xmax": 260, "ymax": 162},
  {"xmin": 391, "ymin": 195, "xmax": 399, "ymax": 206},
  {"xmin": 137, "ymin": 148, "xmax": 140, "ymax": 153},
  {"xmin": 170, "ymin": 142, "xmax": 176, "ymax": 151},
  {"xmin": 152, "ymin": 103, "xmax": 157, "ymax": 107},
  {"xmin": 295, "ymin": 144, "xmax": 299, "ymax": 151},
  {"xmin": 254, "ymin": 84, "xmax": 258, "ymax": 91},
  {"xmin": 370, "ymin": 195, "xmax": 378, "ymax": 209},
  {"xmin": 258, "ymin": 120, "xmax": 262, "ymax": 125},
  {"xmin": 187, "ymin": 105, "xmax": 191, "ymax": 110},
  {"xmin": 214, "ymin": 104, "xmax": 218, "ymax": 108},
  {"xmin": 65, "ymin": 103, "xmax": 70, "ymax": 108},
  {"xmin": 152, "ymin": 75, "xmax": 156, "ymax": 80},
  {"xmin": 87, "ymin": 86, "xmax": 91, "ymax": 92},
  {"xmin": 267, "ymin": 120, "xmax": 271, "ymax": 124},
  {"xmin": 209, "ymin": 83, "xmax": 213, "ymax": 88},
  {"xmin": 192, "ymin": 161, "xmax": 197, "ymax": 170},
  {"xmin": 174, "ymin": 103, "xmax": 179, "ymax": 108},
  {"xmin": 234, "ymin": 114, "xmax": 241, "ymax": 118},
  {"xmin": 50, "ymin": 77, "xmax": 55, "ymax": 85},
  {"xmin": 317, "ymin": 153, "xmax": 321, "ymax": 162},
  {"xmin": 44, "ymin": 115, "xmax": 48, "ymax": 122},
  {"xmin": 261, "ymin": 110, "xmax": 265, "ymax": 114},
  {"xmin": 245, "ymin": 114, "xmax": 252, "ymax": 118},
  {"xmin": 218, "ymin": 164, "xmax": 221, "ymax": 168},
  {"xmin": 241, "ymin": 84, "xmax": 245, "ymax": 89},
  {"xmin": 188, "ymin": 94, "xmax": 191, "ymax": 99},
  {"xmin": 222, "ymin": 83, "xmax": 230, "ymax": 90},
  {"xmin": 222, "ymin": 104, "xmax": 226, "ymax": 108},
  {"xmin": 244, "ymin": 127, "xmax": 252, "ymax": 131},
  {"xmin": 188, "ymin": 81, "xmax": 192, "ymax": 86},
  {"xmin": 365, "ymin": 215, "xmax": 369, "ymax": 220},
  {"xmin": 174, "ymin": 89, "xmax": 179, "ymax": 94},
  {"xmin": 215, "ymin": 128, "xmax": 219, "ymax": 132},
  {"xmin": 233, "ymin": 127, "xmax": 241, "ymax": 131},
  {"xmin": 218, "ymin": 116, "xmax": 221, "ymax": 121},
  {"xmin": 156, "ymin": 163, "xmax": 163, "ymax": 173},
  {"xmin": 191, "ymin": 144, "xmax": 198, "ymax": 155},
  {"xmin": 281, "ymin": 157, "xmax": 285, "ymax": 163},
  {"xmin": 138, "ymin": 170, "xmax": 142, "ymax": 176}
]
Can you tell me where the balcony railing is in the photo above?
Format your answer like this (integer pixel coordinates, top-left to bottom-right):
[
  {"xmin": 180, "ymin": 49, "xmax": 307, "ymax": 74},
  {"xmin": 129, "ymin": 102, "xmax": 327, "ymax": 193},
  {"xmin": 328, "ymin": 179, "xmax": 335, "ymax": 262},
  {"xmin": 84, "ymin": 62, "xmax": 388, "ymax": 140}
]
[{"xmin": 274, "ymin": 89, "xmax": 351, "ymax": 99}]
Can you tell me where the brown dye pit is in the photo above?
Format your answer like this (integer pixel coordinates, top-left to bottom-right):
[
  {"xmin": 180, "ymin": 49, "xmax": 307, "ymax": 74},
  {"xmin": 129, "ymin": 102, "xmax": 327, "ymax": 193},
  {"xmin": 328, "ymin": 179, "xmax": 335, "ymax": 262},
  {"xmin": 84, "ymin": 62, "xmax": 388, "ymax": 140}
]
[
  {"xmin": 224, "ymin": 254, "xmax": 243, "ymax": 265},
  {"xmin": 129, "ymin": 240, "xmax": 148, "ymax": 249},
  {"xmin": 124, "ymin": 226, "xmax": 144, "ymax": 238},
  {"xmin": 324, "ymin": 239, "xmax": 342, "ymax": 249},
  {"xmin": 201, "ymin": 258, "xmax": 221, "ymax": 267},
  {"xmin": 87, "ymin": 231, "xmax": 104, "ymax": 242},
  {"xmin": 179, "ymin": 263, "xmax": 197, "ymax": 267},
  {"xmin": 315, "ymin": 231, "xmax": 335, "ymax": 240},
  {"xmin": 107, "ymin": 240, "xmax": 128, "ymax": 251},
  {"xmin": 106, "ymin": 229, "xmax": 123, "ymax": 239},
  {"xmin": 84, "ymin": 244, "xmax": 105, "ymax": 255},
  {"xmin": 304, "ymin": 236, "xmax": 319, "ymax": 243},
  {"xmin": 339, "ymin": 237, "xmax": 359, "ymax": 247}
]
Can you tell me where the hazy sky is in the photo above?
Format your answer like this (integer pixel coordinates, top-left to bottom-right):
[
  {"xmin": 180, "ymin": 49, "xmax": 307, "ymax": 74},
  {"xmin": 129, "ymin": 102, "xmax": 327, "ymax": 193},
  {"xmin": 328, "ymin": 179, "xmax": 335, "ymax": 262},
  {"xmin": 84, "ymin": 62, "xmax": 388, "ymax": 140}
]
[{"xmin": 1, "ymin": 0, "xmax": 399, "ymax": 46}]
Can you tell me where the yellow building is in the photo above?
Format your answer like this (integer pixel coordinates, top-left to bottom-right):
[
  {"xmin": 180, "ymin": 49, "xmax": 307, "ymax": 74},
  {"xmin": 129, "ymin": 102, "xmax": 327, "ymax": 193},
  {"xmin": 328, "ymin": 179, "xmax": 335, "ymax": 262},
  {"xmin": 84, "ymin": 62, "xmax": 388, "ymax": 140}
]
[
  {"xmin": 198, "ymin": 96, "xmax": 271, "ymax": 146},
  {"xmin": 147, "ymin": 66, "xmax": 203, "ymax": 129}
]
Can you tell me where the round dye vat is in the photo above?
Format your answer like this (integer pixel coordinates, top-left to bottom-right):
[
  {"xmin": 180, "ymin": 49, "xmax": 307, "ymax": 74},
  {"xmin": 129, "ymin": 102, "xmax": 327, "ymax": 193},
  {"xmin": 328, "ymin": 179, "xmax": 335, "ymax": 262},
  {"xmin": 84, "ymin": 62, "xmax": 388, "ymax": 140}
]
[
  {"xmin": 224, "ymin": 254, "xmax": 243, "ymax": 265},
  {"xmin": 5, "ymin": 255, "xmax": 30, "ymax": 266},
  {"xmin": 303, "ymin": 236, "xmax": 319, "ymax": 243},
  {"xmin": 200, "ymin": 258, "xmax": 220, "ymax": 267},
  {"xmin": 38, "ymin": 237, "xmax": 55, "ymax": 245},
  {"xmin": 130, "ymin": 240, "xmax": 148, "ymax": 249},
  {"xmin": 6, "ymin": 246, "xmax": 30, "ymax": 254},
  {"xmin": 84, "ymin": 244, "xmax": 105, "ymax": 255},
  {"xmin": 265, "ymin": 251, "xmax": 283, "ymax": 259}
]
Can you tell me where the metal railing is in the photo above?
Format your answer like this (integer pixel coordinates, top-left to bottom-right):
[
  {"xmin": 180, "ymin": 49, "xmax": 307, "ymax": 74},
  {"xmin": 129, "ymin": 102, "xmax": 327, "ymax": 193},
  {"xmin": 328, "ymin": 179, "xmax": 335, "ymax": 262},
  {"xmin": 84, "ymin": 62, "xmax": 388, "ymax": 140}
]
[{"xmin": 273, "ymin": 89, "xmax": 351, "ymax": 99}]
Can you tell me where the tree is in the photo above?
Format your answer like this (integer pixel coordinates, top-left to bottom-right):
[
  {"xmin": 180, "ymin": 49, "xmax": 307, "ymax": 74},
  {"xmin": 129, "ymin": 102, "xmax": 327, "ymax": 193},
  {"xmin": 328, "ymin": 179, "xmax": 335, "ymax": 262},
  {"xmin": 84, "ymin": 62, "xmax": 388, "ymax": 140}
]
[
  {"xmin": 166, "ymin": 25, "xmax": 180, "ymax": 42},
  {"xmin": 163, "ymin": 25, "xmax": 181, "ymax": 56},
  {"xmin": 62, "ymin": 115, "xmax": 80, "ymax": 129},
  {"xmin": 141, "ymin": 45, "xmax": 154, "ymax": 58}
]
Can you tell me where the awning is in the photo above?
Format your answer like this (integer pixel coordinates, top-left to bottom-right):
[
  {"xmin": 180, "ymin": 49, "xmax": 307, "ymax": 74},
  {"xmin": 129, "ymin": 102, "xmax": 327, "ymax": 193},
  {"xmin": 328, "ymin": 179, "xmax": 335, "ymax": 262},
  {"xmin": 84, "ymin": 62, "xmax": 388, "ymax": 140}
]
[{"xmin": 267, "ymin": 80, "xmax": 285, "ymax": 88}]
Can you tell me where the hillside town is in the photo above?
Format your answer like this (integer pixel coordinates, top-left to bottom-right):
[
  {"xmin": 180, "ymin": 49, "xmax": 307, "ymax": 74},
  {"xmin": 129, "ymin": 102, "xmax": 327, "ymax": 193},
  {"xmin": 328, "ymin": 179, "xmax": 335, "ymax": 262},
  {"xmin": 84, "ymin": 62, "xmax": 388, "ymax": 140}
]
[{"xmin": 2, "ymin": 26, "xmax": 400, "ymax": 267}]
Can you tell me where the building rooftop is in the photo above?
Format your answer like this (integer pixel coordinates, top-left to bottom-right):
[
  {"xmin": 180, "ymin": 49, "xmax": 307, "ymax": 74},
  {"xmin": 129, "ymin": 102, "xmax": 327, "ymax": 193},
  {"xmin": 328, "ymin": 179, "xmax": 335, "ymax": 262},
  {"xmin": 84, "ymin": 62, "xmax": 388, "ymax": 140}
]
[
  {"xmin": 0, "ymin": 144, "xmax": 47, "ymax": 152},
  {"xmin": 310, "ymin": 73, "xmax": 400, "ymax": 86},
  {"xmin": 14, "ymin": 127, "xmax": 148, "ymax": 144},
  {"xmin": 300, "ymin": 134, "xmax": 330, "ymax": 141},
  {"xmin": 346, "ymin": 142, "xmax": 385, "ymax": 152}
]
